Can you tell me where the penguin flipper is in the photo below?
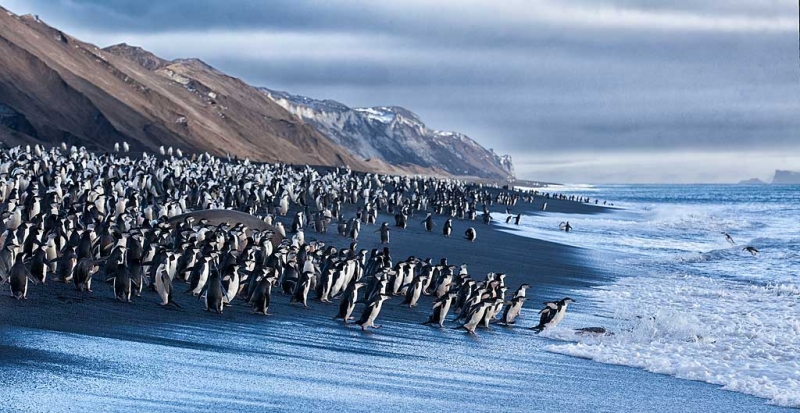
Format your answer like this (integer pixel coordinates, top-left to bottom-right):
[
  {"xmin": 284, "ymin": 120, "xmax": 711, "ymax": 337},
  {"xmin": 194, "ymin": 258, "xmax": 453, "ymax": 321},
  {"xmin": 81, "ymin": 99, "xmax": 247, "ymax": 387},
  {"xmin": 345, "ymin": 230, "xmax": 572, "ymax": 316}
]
[{"xmin": 197, "ymin": 286, "xmax": 208, "ymax": 301}]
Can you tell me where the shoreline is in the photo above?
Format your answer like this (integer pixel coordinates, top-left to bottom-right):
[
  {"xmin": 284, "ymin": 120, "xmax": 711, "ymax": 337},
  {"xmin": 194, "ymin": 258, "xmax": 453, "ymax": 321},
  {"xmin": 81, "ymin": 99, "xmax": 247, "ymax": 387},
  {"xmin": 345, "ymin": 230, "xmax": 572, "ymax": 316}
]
[{"xmin": 0, "ymin": 197, "xmax": 792, "ymax": 412}]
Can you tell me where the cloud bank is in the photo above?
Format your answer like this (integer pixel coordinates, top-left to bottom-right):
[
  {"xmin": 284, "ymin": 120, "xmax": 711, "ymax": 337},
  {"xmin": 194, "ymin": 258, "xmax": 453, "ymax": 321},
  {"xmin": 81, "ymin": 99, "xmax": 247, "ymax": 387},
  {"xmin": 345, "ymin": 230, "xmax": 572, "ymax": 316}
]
[{"xmin": 5, "ymin": 0, "xmax": 799, "ymax": 183}]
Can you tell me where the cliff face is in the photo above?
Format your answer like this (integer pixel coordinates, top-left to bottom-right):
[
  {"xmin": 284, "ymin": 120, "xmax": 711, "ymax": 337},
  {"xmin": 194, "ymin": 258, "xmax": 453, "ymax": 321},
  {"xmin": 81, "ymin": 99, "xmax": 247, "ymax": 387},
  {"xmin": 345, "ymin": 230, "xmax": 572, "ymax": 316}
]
[
  {"xmin": 0, "ymin": 9, "xmax": 368, "ymax": 168},
  {"xmin": 263, "ymin": 89, "xmax": 515, "ymax": 180},
  {"xmin": 772, "ymin": 170, "xmax": 800, "ymax": 184}
]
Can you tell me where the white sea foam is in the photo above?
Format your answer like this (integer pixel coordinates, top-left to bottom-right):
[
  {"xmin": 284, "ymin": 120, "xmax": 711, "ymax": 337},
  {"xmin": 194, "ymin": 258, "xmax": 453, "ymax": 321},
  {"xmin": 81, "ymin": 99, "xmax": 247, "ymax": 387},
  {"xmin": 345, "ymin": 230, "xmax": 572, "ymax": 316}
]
[
  {"xmin": 543, "ymin": 183, "xmax": 598, "ymax": 192},
  {"xmin": 499, "ymin": 185, "xmax": 800, "ymax": 407},
  {"xmin": 544, "ymin": 273, "xmax": 800, "ymax": 407}
]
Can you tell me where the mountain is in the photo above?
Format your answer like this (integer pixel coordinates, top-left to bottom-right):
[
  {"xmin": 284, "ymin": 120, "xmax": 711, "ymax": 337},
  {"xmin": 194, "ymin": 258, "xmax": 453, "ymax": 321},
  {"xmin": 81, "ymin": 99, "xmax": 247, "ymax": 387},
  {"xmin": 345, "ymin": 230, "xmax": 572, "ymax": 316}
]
[
  {"xmin": 771, "ymin": 170, "xmax": 800, "ymax": 184},
  {"xmin": 263, "ymin": 89, "xmax": 515, "ymax": 180},
  {"xmin": 0, "ymin": 9, "xmax": 368, "ymax": 168}
]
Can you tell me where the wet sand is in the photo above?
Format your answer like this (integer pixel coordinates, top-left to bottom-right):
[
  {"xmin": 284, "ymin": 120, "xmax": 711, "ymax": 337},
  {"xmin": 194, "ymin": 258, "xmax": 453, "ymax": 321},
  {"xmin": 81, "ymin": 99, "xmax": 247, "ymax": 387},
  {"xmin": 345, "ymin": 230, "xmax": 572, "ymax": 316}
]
[{"xmin": 0, "ymin": 197, "xmax": 791, "ymax": 412}]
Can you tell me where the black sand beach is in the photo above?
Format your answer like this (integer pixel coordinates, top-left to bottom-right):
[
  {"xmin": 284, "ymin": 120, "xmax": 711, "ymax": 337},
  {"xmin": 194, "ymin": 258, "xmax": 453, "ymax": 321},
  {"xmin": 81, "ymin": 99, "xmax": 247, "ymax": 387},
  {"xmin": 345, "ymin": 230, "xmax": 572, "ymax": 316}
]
[{"xmin": 0, "ymin": 197, "xmax": 792, "ymax": 412}]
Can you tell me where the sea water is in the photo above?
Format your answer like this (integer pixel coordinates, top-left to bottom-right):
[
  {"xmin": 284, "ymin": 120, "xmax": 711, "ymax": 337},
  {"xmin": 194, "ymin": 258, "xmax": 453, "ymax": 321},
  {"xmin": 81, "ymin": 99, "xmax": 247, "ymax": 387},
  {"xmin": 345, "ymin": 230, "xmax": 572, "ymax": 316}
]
[{"xmin": 498, "ymin": 184, "xmax": 800, "ymax": 407}]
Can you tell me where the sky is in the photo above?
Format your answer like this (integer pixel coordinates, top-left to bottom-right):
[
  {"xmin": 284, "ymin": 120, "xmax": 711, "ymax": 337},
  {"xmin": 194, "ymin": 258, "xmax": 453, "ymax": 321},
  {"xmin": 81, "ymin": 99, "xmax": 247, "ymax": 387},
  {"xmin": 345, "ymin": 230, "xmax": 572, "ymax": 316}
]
[{"xmin": 4, "ymin": 0, "xmax": 800, "ymax": 183}]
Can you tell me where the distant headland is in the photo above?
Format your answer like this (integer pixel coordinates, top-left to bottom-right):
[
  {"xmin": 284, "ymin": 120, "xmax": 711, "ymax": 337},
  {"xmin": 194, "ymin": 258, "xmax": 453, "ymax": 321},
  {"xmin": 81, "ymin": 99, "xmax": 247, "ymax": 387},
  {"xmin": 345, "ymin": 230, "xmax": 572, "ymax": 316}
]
[{"xmin": 739, "ymin": 170, "xmax": 800, "ymax": 185}]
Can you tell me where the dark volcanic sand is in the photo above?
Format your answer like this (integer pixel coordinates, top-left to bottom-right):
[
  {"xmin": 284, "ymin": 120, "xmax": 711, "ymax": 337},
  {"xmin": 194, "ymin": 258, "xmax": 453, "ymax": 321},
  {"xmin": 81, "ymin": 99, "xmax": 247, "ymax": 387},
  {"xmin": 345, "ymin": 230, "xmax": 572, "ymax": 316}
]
[{"xmin": 0, "ymin": 197, "xmax": 790, "ymax": 412}]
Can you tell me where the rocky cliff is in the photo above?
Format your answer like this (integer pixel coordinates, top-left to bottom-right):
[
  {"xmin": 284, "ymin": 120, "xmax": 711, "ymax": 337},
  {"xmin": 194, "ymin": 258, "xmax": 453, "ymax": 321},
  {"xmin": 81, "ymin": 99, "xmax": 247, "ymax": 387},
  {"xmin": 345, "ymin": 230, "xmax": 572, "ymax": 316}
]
[{"xmin": 772, "ymin": 170, "xmax": 800, "ymax": 184}]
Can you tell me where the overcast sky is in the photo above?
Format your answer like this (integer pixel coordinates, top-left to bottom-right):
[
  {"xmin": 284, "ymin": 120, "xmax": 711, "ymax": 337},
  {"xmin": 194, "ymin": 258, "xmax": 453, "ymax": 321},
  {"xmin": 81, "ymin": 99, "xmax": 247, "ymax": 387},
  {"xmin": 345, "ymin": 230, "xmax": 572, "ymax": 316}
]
[{"xmin": 5, "ymin": 0, "xmax": 799, "ymax": 183}]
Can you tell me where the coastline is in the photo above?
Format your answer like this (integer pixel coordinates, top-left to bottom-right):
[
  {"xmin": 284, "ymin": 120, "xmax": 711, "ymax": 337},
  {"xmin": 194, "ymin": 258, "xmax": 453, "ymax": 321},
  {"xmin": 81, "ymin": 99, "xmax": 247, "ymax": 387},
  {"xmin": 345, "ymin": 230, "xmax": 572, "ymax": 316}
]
[{"xmin": 0, "ymin": 196, "xmax": 792, "ymax": 412}]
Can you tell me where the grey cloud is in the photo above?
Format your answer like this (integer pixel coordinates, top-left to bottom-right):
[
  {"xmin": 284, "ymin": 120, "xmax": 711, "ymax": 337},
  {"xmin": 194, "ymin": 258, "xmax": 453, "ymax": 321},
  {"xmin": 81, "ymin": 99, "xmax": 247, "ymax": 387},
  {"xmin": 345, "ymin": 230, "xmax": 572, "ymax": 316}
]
[{"xmin": 4, "ymin": 0, "xmax": 798, "ymax": 183}]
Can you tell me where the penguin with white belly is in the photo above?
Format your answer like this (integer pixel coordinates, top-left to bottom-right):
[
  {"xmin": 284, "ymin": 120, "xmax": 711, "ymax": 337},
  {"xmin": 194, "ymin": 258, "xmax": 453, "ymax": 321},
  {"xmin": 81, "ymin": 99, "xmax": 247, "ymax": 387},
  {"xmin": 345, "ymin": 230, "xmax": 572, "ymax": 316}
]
[
  {"xmin": 355, "ymin": 294, "xmax": 391, "ymax": 331},
  {"xmin": 532, "ymin": 298, "xmax": 576, "ymax": 332}
]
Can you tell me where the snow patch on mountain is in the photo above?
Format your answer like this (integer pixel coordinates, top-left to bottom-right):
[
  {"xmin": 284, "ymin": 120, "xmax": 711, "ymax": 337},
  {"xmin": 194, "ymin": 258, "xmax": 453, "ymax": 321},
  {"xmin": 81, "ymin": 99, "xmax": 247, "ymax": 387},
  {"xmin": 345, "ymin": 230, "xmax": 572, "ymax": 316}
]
[{"xmin": 262, "ymin": 88, "xmax": 514, "ymax": 179}]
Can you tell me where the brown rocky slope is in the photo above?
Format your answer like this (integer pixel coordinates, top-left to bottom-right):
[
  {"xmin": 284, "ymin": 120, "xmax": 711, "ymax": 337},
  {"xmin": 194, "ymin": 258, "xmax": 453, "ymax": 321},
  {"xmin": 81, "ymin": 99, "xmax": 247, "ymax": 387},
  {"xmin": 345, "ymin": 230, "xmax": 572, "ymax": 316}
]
[{"xmin": 0, "ymin": 8, "xmax": 368, "ymax": 168}]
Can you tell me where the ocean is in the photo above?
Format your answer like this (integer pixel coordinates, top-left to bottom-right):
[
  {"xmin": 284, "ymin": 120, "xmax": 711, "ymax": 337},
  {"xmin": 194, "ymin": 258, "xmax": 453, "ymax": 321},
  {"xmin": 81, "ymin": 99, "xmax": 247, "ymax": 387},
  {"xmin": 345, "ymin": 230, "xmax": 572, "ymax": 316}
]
[{"xmin": 499, "ymin": 184, "xmax": 800, "ymax": 407}]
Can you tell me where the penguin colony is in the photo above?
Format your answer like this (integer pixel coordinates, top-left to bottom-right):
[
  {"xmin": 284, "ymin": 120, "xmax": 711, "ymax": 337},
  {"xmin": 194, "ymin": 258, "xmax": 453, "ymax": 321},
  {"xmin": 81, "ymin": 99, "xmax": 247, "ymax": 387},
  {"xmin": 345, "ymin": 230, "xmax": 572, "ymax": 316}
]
[{"xmin": 0, "ymin": 143, "xmax": 578, "ymax": 334}]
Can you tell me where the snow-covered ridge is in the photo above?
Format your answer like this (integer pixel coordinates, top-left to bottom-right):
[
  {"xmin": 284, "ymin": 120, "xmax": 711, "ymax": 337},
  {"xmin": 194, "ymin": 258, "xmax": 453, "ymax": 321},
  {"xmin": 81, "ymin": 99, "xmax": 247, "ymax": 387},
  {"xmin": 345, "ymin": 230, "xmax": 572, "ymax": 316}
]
[{"xmin": 262, "ymin": 88, "xmax": 515, "ymax": 179}]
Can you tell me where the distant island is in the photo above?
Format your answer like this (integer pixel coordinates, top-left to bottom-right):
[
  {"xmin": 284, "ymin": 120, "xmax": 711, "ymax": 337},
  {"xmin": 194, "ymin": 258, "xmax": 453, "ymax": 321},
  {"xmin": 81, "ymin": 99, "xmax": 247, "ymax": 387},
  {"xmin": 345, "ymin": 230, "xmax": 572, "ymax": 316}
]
[
  {"xmin": 739, "ymin": 170, "xmax": 800, "ymax": 185},
  {"xmin": 738, "ymin": 178, "xmax": 767, "ymax": 185}
]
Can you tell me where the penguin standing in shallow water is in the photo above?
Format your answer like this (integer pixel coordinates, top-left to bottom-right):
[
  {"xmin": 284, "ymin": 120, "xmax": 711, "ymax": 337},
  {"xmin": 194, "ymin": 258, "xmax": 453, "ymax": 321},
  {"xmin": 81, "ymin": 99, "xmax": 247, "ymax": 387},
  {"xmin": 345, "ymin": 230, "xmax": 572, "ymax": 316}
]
[{"xmin": 532, "ymin": 297, "xmax": 575, "ymax": 332}]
